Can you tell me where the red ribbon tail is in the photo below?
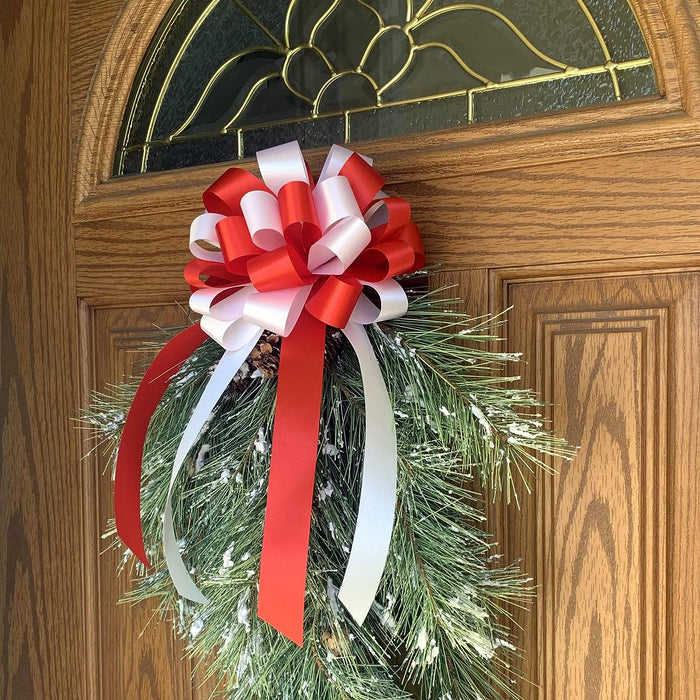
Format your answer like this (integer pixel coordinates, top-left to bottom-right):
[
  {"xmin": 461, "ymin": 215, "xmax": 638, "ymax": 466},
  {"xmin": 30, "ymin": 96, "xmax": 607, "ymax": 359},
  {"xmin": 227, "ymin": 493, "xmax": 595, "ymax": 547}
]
[
  {"xmin": 115, "ymin": 322, "xmax": 209, "ymax": 566},
  {"xmin": 258, "ymin": 311, "xmax": 326, "ymax": 646}
]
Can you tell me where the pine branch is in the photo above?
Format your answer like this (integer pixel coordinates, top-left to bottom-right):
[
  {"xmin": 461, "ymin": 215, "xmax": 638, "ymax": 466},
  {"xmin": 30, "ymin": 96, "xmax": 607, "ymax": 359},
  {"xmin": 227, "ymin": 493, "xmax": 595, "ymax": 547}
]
[{"xmin": 83, "ymin": 282, "xmax": 572, "ymax": 699}]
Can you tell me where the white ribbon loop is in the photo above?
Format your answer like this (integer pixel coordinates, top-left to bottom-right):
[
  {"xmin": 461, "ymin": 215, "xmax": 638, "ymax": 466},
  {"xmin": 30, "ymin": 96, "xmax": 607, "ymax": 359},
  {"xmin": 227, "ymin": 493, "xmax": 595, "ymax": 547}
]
[
  {"xmin": 189, "ymin": 213, "xmax": 225, "ymax": 262},
  {"xmin": 240, "ymin": 190, "xmax": 285, "ymax": 250},
  {"xmin": 307, "ymin": 217, "xmax": 371, "ymax": 275},
  {"xmin": 192, "ymin": 287, "xmax": 260, "ymax": 351},
  {"xmin": 312, "ymin": 176, "xmax": 362, "ymax": 231},
  {"xmin": 201, "ymin": 316, "xmax": 262, "ymax": 352},
  {"xmin": 350, "ymin": 279, "xmax": 409, "ymax": 324},
  {"xmin": 243, "ymin": 286, "xmax": 312, "ymax": 337},
  {"xmin": 257, "ymin": 141, "xmax": 309, "ymax": 194},
  {"xmin": 190, "ymin": 286, "xmax": 251, "ymax": 319}
]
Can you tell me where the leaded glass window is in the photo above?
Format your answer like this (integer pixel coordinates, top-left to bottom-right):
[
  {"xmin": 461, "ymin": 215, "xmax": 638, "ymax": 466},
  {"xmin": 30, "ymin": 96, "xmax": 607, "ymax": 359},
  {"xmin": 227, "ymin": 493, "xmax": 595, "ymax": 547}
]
[{"xmin": 115, "ymin": 0, "xmax": 657, "ymax": 175}]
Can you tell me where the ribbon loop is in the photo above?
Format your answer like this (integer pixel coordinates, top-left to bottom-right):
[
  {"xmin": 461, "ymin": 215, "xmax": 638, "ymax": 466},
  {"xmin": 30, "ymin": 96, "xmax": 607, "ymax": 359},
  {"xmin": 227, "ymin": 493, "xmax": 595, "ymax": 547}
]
[
  {"xmin": 193, "ymin": 286, "xmax": 263, "ymax": 351},
  {"xmin": 184, "ymin": 259, "xmax": 247, "ymax": 292},
  {"xmin": 339, "ymin": 152, "xmax": 386, "ymax": 211},
  {"xmin": 203, "ymin": 168, "xmax": 270, "ymax": 215},
  {"xmin": 396, "ymin": 222, "xmax": 425, "ymax": 273},
  {"xmin": 243, "ymin": 286, "xmax": 312, "ymax": 337},
  {"xmin": 257, "ymin": 141, "xmax": 309, "ymax": 195},
  {"xmin": 240, "ymin": 190, "xmax": 286, "ymax": 251},
  {"xmin": 307, "ymin": 217, "xmax": 372, "ymax": 276},
  {"xmin": 365, "ymin": 197, "xmax": 412, "ymax": 242},
  {"xmin": 190, "ymin": 213, "xmax": 226, "ymax": 262},
  {"xmin": 248, "ymin": 246, "xmax": 311, "ymax": 292},
  {"xmin": 216, "ymin": 216, "xmax": 263, "ymax": 275},
  {"xmin": 350, "ymin": 279, "xmax": 409, "ymax": 324},
  {"xmin": 305, "ymin": 276, "xmax": 363, "ymax": 329},
  {"xmin": 312, "ymin": 176, "xmax": 363, "ymax": 231},
  {"xmin": 278, "ymin": 180, "xmax": 321, "ymax": 248},
  {"xmin": 317, "ymin": 144, "xmax": 373, "ymax": 185}
]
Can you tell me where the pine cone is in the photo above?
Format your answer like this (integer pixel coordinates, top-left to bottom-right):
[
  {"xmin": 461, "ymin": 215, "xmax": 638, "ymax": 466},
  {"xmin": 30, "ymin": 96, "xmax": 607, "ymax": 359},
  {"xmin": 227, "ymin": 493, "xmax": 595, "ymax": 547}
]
[
  {"xmin": 321, "ymin": 627, "xmax": 348, "ymax": 657},
  {"xmin": 245, "ymin": 329, "xmax": 348, "ymax": 379},
  {"xmin": 249, "ymin": 333, "xmax": 281, "ymax": 378}
]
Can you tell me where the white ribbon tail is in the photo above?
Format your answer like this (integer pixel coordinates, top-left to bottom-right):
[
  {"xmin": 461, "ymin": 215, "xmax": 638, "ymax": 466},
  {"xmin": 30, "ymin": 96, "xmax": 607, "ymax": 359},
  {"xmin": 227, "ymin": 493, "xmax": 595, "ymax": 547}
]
[
  {"xmin": 338, "ymin": 322, "xmax": 397, "ymax": 624},
  {"xmin": 163, "ymin": 330, "xmax": 264, "ymax": 603}
]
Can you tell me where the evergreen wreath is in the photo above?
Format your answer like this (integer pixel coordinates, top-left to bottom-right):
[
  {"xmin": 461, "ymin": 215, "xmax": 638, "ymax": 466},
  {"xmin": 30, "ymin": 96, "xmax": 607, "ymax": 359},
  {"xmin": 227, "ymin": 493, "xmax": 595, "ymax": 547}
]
[
  {"xmin": 87, "ymin": 141, "xmax": 572, "ymax": 698},
  {"xmin": 87, "ymin": 282, "xmax": 572, "ymax": 700}
]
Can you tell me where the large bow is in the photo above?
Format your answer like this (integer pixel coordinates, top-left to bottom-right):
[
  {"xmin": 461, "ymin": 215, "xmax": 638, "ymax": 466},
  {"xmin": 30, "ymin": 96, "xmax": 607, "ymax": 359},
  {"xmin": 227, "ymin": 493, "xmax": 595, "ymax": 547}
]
[
  {"xmin": 114, "ymin": 141, "xmax": 424, "ymax": 646},
  {"xmin": 185, "ymin": 141, "xmax": 423, "ymax": 345}
]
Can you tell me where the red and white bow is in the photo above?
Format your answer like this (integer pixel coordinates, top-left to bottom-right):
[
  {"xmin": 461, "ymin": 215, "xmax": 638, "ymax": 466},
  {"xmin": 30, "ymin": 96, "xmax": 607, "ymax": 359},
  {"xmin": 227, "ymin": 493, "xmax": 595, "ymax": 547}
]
[{"xmin": 185, "ymin": 141, "xmax": 423, "ymax": 347}]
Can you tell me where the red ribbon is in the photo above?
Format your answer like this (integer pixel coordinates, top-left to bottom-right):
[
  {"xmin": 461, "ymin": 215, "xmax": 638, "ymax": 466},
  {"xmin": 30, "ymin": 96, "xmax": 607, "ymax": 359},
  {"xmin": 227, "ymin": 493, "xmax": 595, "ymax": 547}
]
[
  {"xmin": 257, "ymin": 310, "xmax": 326, "ymax": 645},
  {"xmin": 115, "ymin": 322, "xmax": 208, "ymax": 566},
  {"xmin": 114, "ymin": 148, "xmax": 423, "ymax": 645}
]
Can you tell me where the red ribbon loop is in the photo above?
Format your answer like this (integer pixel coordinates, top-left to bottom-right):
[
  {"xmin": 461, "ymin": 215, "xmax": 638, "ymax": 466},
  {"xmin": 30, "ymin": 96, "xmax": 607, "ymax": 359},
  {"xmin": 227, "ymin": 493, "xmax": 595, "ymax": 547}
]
[
  {"xmin": 216, "ymin": 216, "xmax": 263, "ymax": 276},
  {"xmin": 367, "ymin": 197, "xmax": 412, "ymax": 242},
  {"xmin": 396, "ymin": 222, "xmax": 425, "ymax": 273},
  {"xmin": 278, "ymin": 180, "xmax": 321, "ymax": 249},
  {"xmin": 339, "ymin": 152, "xmax": 386, "ymax": 211},
  {"xmin": 305, "ymin": 276, "xmax": 363, "ymax": 329},
  {"xmin": 184, "ymin": 259, "xmax": 247, "ymax": 291},
  {"xmin": 349, "ymin": 240, "xmax": 416, "ymax": 282},
  {"xmin": 248, "ymin": 245, "xmax": 311, "ymax": 292},
  {"xmin": 203, "ymin": 169, "xmax": 270, "ymax": 216}
]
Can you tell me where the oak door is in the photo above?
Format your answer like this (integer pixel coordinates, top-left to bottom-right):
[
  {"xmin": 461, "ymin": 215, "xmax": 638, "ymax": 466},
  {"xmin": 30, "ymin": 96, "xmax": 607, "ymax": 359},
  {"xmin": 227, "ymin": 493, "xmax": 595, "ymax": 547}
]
[{"xmin": 2, "ymin": 0, "xmax": 700, "ymax": 698}]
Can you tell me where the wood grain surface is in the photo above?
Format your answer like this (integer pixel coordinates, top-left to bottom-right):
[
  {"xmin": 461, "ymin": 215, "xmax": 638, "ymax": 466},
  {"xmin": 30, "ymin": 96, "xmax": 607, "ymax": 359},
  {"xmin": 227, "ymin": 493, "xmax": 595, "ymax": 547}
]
[
  {"xmin": 0, "ymin": 0, "xmax": 85, "ymax": 697},
  {"xmin": 0, "ymin": 0, "xmax": 698, "ymax": 697},
  {"xmin": 497, "ymin": 271, "xmax": 700, "ymax": 699},
  {"xmin": 74, "ymin": 143, "xmax": 700, "ymax": 307}
]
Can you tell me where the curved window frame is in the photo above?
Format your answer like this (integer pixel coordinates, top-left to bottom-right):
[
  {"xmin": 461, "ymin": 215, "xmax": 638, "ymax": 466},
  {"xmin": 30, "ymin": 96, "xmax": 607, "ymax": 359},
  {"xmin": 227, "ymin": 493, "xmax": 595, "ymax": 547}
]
[{"xmin": 113, "ymin": 0, "xmax": 658, "ymax": 176}]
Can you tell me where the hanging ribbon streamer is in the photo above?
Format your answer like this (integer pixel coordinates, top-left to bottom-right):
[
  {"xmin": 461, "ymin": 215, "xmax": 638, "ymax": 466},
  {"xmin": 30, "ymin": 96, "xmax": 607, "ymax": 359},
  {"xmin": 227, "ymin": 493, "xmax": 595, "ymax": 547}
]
[
  {"xmin": 114, "ymin": 141, "xmax": 424, "ymax": 646},
  {"xmin": 115, "ymin": 323, "xmax": 208, "ymax": 564}
]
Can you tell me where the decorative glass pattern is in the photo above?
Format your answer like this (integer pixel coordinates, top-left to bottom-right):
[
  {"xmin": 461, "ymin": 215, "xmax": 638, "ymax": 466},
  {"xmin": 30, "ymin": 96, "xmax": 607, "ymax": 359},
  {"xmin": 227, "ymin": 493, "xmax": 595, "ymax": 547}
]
[{"xmin": 115, "ymin": 0, "xmax": 657, "ymax": 175}]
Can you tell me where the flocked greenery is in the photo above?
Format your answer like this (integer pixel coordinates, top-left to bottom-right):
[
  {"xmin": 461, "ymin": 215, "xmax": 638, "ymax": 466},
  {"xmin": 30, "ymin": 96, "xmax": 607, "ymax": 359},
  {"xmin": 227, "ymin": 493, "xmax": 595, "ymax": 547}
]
[{"xmin": 85, "ymin": 282, "xmax": 573, "ymax": 699}]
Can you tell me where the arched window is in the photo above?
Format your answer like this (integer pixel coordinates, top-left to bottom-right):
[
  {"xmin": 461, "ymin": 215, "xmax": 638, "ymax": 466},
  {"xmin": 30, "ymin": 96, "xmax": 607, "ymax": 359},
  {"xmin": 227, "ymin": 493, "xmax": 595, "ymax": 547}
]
[{"xmin": 115, "ymin": 0, "xmax": 657, "ymax": 175}]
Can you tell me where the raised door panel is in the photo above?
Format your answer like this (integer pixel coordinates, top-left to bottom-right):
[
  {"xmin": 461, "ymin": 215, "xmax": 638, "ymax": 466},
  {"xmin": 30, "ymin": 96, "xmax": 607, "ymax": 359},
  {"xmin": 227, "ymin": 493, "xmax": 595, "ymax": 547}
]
[
  {"xmin": 499, "ymin": 271, "xmax": 699, "ymax": 700},
  {"xmin": 88, "ymin": 303, "xmax": 221, "ymax": 699}
]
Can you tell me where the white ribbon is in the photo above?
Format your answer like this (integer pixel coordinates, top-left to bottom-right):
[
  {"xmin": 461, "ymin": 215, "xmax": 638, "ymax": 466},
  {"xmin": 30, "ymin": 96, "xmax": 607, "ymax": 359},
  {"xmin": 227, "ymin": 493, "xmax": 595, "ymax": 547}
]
[
  {"xmin": 163, "ymin": 331, "xmax": 263, "ymax": 603},
  {"xmin": 165, "ymin": 141, "xmax": 411, "ymax": 627},
  {"xmin": 338, "ymin": 321, "xmax": 397, "ymax": 624}
]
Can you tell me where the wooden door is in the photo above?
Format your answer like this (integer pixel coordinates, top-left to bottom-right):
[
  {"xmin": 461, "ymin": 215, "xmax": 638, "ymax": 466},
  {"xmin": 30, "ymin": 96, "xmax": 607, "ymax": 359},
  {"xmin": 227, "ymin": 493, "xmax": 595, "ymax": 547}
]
[{"xmin": 2, "ymin": 0, "xmax": 700, "ymax": 698}]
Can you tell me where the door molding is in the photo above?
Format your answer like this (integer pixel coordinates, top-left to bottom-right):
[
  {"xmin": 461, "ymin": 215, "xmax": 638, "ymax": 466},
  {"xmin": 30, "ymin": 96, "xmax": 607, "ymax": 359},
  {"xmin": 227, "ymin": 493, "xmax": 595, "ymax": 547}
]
[{"xmin": 74, "ymin": 0, "xmax": 700, "ymax": 216}]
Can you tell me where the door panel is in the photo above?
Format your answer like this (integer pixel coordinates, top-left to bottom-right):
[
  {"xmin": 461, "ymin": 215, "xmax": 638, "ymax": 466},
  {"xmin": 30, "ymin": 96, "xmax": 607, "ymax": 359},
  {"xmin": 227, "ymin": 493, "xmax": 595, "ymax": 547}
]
[
  {"xmin": 501, "ymin": 271, "xmax": 700, "ymax": 699},
  {"xmin": 91, "ymin": 305, "xmax": 193, "ymax": 700},
  {"xmin": 90, "ymin": 304, "xmax": 222, "ymax": 700}
]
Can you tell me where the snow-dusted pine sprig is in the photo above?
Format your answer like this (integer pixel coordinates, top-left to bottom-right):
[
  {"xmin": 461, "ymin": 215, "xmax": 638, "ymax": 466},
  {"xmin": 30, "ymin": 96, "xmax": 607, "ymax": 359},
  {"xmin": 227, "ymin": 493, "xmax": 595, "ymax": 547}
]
[{"xmin": 85, "ymin": 282, "xmax": 572, "ymax": 699}]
